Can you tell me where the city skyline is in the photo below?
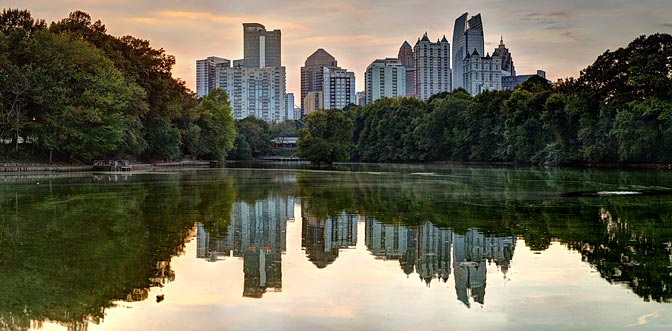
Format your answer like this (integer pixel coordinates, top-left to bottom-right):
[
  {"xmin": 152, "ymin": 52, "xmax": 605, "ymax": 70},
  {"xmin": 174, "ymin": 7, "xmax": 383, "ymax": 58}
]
[{"xmin": 11, "ymin": 0, "xmax": 672, "ymax": 100}]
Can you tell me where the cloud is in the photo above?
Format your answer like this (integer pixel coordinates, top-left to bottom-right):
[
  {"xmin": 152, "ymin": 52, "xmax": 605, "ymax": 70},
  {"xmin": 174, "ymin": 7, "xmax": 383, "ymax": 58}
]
[
  {"xmin": 522, "ymin": 11, "xmax": 572, "ymax": 30},
  {"xmin": 664, "ymin": 23, "xmax": 672, "ymax": 28},
  {"xmin": 156, "ymin": 11, "xmax": 244, "ymax": 24}
]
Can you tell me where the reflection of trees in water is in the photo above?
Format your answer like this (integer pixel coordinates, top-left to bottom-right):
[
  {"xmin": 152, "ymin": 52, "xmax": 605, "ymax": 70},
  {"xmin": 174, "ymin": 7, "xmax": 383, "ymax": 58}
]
[
  {"xmin": 566, "ymin": 204, "xmax": 672, "ymax": 303},
  {"xmin": 0, "ymin": 172, "xmax": 237, "ymax": 331}
]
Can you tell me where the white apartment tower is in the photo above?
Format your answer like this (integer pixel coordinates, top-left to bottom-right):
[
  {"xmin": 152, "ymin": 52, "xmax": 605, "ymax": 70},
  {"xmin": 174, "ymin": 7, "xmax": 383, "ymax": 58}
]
[
  {"xmin": 365, "ymin": 58, "xmax": 406, "ymax": 104},
  {"xmin": 463, "ymin": 49, "xmax": 502, "ymax": 95},
  {"xmin": 414, "ymin": 33, "xmax": 451, "ymax": 101}
]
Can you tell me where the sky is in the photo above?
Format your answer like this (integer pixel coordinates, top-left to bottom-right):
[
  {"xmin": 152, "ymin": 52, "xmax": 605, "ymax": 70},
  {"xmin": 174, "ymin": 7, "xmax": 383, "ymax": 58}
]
[{"xmin": 4, "ymin": 0, "xmax": 672, "ymax": 100}]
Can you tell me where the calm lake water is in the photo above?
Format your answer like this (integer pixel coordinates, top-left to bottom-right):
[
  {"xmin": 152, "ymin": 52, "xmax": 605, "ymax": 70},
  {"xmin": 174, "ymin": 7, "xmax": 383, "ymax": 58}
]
[{"xmin": 1, "ymin": 164, "xmax": 672, "ymax": 330}]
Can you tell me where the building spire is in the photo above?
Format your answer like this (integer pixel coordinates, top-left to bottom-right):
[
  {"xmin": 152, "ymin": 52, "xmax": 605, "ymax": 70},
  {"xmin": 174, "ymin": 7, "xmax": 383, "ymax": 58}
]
[{"xmin": 500, "ymin": 35, "xmax": 504, "ymax": 46}]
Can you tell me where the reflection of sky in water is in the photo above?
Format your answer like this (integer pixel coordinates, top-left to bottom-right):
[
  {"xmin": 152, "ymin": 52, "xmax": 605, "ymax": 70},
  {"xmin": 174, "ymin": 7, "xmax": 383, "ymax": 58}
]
[{"xmin": 35, "ymin": 201, "xmax": 672, "ymax": 331}]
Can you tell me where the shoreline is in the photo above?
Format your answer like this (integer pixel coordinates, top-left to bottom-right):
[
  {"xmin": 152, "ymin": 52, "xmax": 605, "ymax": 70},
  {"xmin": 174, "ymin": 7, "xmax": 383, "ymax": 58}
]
[
  {"xmin": 1, "ymin": 160, "xmax": 671, "ymax": 175},
  {"xmin": 0, "ymin": 161, "xmax": 212, "ymax": 175}
]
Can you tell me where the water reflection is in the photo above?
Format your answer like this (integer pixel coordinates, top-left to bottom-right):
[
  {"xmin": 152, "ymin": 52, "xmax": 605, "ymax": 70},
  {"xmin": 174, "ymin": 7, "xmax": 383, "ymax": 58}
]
[
  {"xmin": 301, "ymin": 209, "xmax": 358, "ymax": 268},
  {"xmin": 196, "ymin": 195, "xmax": 295, "ymax": 298},
  {"xmin": 195, "ymin": 194, "xmax": 518, "ymax": 308},
  {"xmin": 2, "ymin": 166, "xmax": 672, "ymax": 331}
]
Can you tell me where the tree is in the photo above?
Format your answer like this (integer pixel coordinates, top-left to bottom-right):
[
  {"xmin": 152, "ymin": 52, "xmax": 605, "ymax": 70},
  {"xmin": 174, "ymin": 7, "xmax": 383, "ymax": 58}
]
[
  {"xmin": 25, "ymin": 31, "xmax": 146, "ymax": 162},
  {"xmin": 191, "ymin": 89, "xmax": 236, "ymax": 160},
  {"xmin": 144, "ymin": 118, "xmax": 182, "ymax": 161},
  {"xmin": 297, "ymin": 110, "xmax": 353, "ymax": 165},
  {"xmin": 232, "ymin": 116, "xmax": 271, "ymax": 159}
]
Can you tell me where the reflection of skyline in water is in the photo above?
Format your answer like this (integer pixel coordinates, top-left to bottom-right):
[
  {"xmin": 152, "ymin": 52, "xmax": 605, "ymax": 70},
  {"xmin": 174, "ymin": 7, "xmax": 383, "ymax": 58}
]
[
  {"xmin": 196, "ymin": 195, "xmax": 516, "ymax": 307},
  {"xmin": 365, "ymin": 219, "xmax": 516, "ymax": 308},
  {"xmin": 197, "ymin": 195, "xmax": 295, "ymax": 298}
]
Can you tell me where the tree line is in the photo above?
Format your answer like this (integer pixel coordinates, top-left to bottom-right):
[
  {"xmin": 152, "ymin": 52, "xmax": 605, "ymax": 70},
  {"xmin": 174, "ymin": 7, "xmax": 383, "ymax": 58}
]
[{"xmin": 299, "ymin": 33, "xmax": 672, "ymax": 165}]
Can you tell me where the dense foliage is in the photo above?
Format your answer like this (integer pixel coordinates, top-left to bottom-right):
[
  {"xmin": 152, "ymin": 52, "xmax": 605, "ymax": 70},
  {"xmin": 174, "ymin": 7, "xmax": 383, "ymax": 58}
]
[
  {"xmin": 297, "ymin": 110, "xmax": 353, "ymax": 165},
  {"xmin": 0, "ymin": 9, "xmax": 236, "ymax": 162},
  {"xmin": 343, "ymin": 33, "xmax": 672, "ymax": 165}
]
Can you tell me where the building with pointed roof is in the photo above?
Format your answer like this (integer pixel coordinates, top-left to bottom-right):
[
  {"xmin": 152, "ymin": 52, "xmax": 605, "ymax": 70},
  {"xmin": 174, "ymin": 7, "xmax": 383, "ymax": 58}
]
[
  {"xmin": 493, "ymin": 36, "xmax": 516, "ymax": 77},
  {"xmin": 398, "ymin": 41, "xmax": 416, "ymax": 97},
  {"xmin": 463, "ymin": 48, "xmax": 502, "ymax": 95},
  {"xmin": 414, "ymin": 32, "xmax": 451, "ymax": 100}
]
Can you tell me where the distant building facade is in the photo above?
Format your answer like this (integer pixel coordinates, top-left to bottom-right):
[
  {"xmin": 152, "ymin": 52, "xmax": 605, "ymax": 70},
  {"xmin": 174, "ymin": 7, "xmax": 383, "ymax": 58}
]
[
  {"xmin": 216, "ymin": 66, "xmax": 287, "ymax": 122},
  {"xmin": 414, "ymin": 33, "xmax": 451, "ymax": 101},
  {"xmin": 322, "ymin": 67, "xmax": 356, "ymax": 110},
  {"xmin": 286, "ymin": 93, "xmax": 296, "ymax": 120},
  {"xmin": 398, "ymin": 41, "xmax": 416, "ymax": 97},
  {"xmin": 303, "ymin": 91, "xmax": 323, "ymax": 115},
  {"xmin": 502, "ymin": 70, "xmax": 548, "ymax": 90},
  {"xmin": 452, "ymin": 13, "xmax": 484, "ymax": 91},
  {"xmin": 300, "ymin": 49, "xmax": 338, "ymax": 114},
  {"xmin": 463, "ymin": 49, "xmax": 502, "ymax": 95},
  {"xmin": 365, "ymin": 58, "xmax": 406, "ymax": 104},
  {"xmin": 355, "ymin": 91, "xmax": 366, "ymax": 106},
  {"xmin": 196, "ymin": 56, "xmax": 229, "ymax": 98}
]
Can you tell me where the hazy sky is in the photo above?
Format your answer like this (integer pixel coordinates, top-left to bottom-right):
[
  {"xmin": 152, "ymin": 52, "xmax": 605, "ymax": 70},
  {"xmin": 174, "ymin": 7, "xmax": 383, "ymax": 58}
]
[{"xmin": 5, "ymin": 0, "xmax": 672, "ymax": 99}]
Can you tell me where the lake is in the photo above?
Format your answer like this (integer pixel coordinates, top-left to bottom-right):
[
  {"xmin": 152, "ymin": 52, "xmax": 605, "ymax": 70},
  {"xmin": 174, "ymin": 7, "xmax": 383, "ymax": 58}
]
[{"xmin": 1, "ymin": 164, "xmax": 671, "ymax": 330}]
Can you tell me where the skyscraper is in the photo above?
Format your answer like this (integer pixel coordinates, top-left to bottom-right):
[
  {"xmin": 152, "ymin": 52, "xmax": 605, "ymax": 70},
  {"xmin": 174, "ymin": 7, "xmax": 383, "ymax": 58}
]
[
  {"xmin": 365, "ymin": 58, "xmax": 406, "ymax": 104},
  {"xmin": 414, "ymin": 33, "xmax": 451, "ymax": 101},
  {"xmin": 196, "ymin": 56, "xmax": 229, "ymax": 98},
  {"xmin": 214, "ymin": 23, "xmax": 286, "ymax": 122},
  {"xmin": 300, "ymin": 49, "xmax": 338, "ymax": 113},
  {"xmin": 452, "ymin": 13, "xmax": 485, "ymax": 91},
  {"xmin": 243, "ymin": 23, "xmax": 281, "ymax": 68},
  {"xmin": 398, "ymin": 41, "xmax": 416, "ymax": 97}
]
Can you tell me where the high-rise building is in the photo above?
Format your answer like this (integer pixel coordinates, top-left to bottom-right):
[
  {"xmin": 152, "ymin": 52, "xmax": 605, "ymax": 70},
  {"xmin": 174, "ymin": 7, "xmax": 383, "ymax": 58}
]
[
  {"xmin": 398, "ymin": 41, "xmax": 416, "ymax": 97},
  {"xmin": 213, "ymin": 23, "xmax": 286, "ymax": 122},
  {"xmin": 217, "ymin": 66, "xmax": 287, "ymax": 122},
  {"xmin": 243, "ymin": 23, "xmax": 281, "ymax": 68},
  {"xmin": 196, "ymin": 56, "xmax": 230, "ymax": 98},
  {"xmin": 286, "ymin": 93, "xmax": 295, "ymax": 121},
  {"xmin": 365, "ymin": 58, "xmax": 406, "ymax": 104},
  {"xmin": 300, "ymin": 49, "xmax": 338, "ymax": 113},
  {"xmin": 323, "ymin": 67, "xmax": 356, "ymax": 110},
  {"xmin": 452, "ymin": 13, "xmax": 485, "ymax": 91},
  {"xmin": 414, "ymin": 33, "xmax": 451, "ymax": 101},
  {"xmin": 493, "ymin": 36, "xmax": 515, "ymax": 77},
  {"xmin": 463, "ymin": 49, "xmax": 502, "ymax": 95}
]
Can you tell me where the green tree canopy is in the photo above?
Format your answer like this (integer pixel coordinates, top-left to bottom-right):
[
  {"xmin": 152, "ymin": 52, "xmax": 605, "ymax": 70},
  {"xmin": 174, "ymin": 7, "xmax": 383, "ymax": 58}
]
[{"xmin": 297, "ymin": 110, "xmax": 353, "ymax": 165}]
